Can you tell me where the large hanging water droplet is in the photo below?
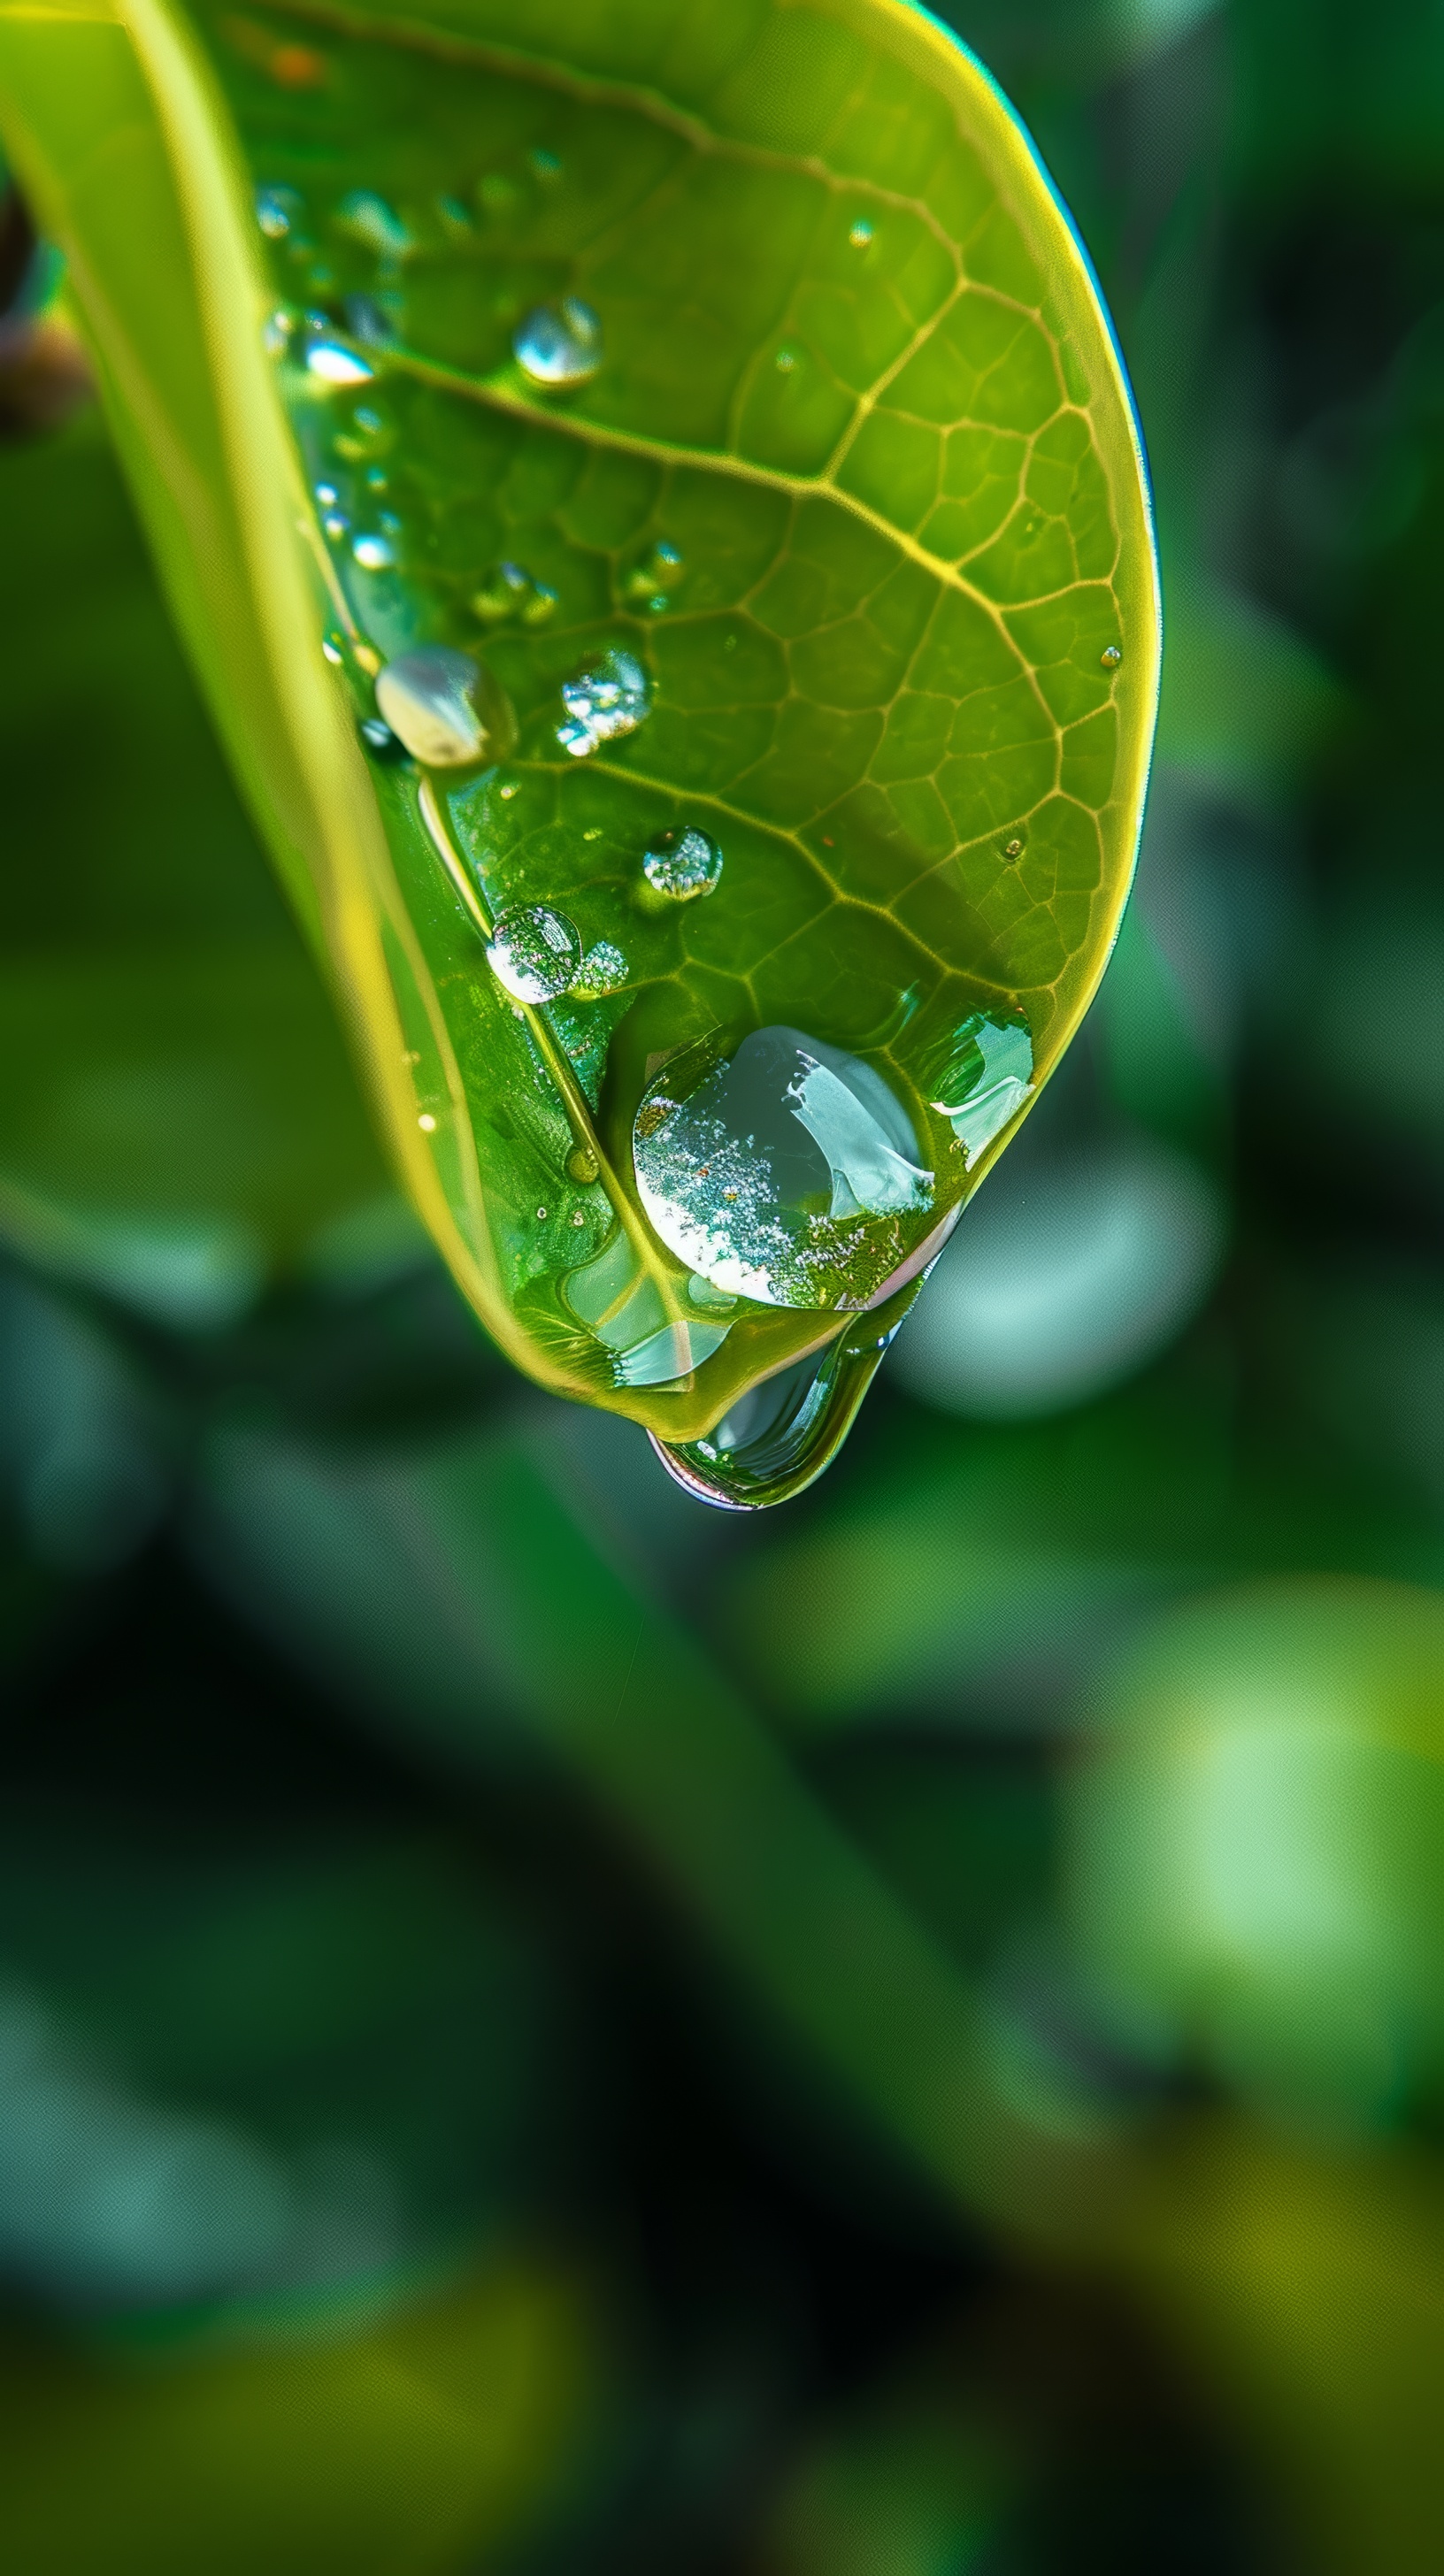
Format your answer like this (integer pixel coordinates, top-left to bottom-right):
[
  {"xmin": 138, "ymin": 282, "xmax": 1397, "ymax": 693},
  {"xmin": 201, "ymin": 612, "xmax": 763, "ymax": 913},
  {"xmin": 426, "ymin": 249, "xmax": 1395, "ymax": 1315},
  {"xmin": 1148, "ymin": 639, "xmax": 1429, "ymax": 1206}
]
[
  {"xmin": 634, "ymin": 1026, "xmax": 933, "ymax": 1309},
  {"xmin": 513, "ymin": 296, "xmax": 603, "ymax": 390},
  {"xmin": 928, "ymin": 1009, "xmax": 1033, "ymax": 1164},
  {"xmin": 486, "ymin": 904, "xmax": 582, "ymax": 1004},
  {"xmin": 374, "ymin": 647, "xmax": 514, "ymax": 768},
  {"xmin": 642, "ymin": 825, "xmax": 723, "ymax": 901},
  {"xmin": 569, "ymin": 940, "xmax": 629, "ymax": 1000},
  {"xmin": 557, "ymin": 649, "xmax": 649, "ymax": 757}
]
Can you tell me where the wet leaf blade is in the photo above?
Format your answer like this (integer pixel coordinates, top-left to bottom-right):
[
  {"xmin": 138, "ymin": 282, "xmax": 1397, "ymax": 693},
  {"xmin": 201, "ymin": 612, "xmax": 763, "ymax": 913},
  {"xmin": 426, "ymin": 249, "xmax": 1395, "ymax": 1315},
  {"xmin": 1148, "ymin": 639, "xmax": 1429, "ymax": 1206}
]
[{"xmin": 0, "ymin": 0, "xmax": 1158, "ymax": 1431}]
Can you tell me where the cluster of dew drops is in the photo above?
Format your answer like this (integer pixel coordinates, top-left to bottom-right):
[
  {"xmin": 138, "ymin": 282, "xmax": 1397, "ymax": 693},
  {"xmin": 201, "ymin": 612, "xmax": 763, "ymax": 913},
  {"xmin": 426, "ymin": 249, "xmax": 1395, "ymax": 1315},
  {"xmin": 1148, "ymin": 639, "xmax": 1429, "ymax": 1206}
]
[
  {"xmin": 250, "ymin": 167, "xmax": 1128, "ymax": 1166},
  {"xmin": 248, "ymin": 166, "xmax": 741, "ymax": 1042}
]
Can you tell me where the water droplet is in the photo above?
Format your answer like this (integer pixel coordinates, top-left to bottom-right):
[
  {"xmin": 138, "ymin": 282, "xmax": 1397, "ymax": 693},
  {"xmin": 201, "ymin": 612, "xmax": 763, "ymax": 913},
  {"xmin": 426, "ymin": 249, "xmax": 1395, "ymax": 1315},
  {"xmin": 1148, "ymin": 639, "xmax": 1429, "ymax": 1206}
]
[
  {"xmin": 334, "ymin": 188, "xmax": 412, "ymax": 259},
  {"xmin": 775, "ymin": 346, "xmax": 798, "ymax": 373},
  {"xmin": 643, "ymin": 825, "xmax": 723, "ymax": 901},
  {"xmin": 566, "ymin": 1145, "xmax": 600, "ymax": 1185},
  {"xmin": 569, "ymin": 1208, "xmax": 587, "ymax": 1227},
  {"xmin": 374, "ymin": 647, "xmax": 515, "ymax": 767},
  {"xmin": 358, "ymin": 717, "xmax": 408, "ymax": 762},
  {"xmin": 1101, "ymin": 643, "xmax": 1122, "ymax": 669},
  {"xmin": 333, "ymin": 401, "xmax": 395, "ymax": 463},
  {"xmin": 849, "ymin": 217, "xmax": 874, "ymax": 248},
  {"xmin": 536, "ymin": 1205, "xmax": 549, "ymax": 1222},
  {"xmin": 306, "ymin": 341, "xmax": 374, "ymax": 386},
  {"xmin": 365, "ymin": 466, "xmax": 388, "ymax": 492},
  {"xmin": 344, "ymin": 293, "xmax": 396, "ymax": 349},
  {"xmin": 928, "ymin": 1009, "xmax": 1033, "ymax": 1165},
  {"xmin": 634, "ymin": 1027, "xmax": 933, "ymax": 1309},
  {"xmin": 472, "ymin": 560, "xmax": 557, "ymax": 627},
  {"xmin": 262, "ymin": 305, "xmax": 296, "ymax": 356},
  {"xmin": 513, "ymin": 296, "xmax": 603, "ymax": 390},
  {"xmin": 321, "ymin": 634, "xmax": 343, "ymax": 664},
  {"xmin": 498, "ymin": 779, "xmax": 518, "ymax": 800},
  {"xmin": 557, "ymin": 648, "xmax": 649, "ymax": 757},
  {"xmin": 623, "ymin": 539, "xmax": 685, "ymax": 607},
  {"xmin": 351, "ymin": 531, "xmax": 395, "ymax": 571},
  {"xmin": 582, "ymin": 827, "xmax": 603, "ymax": 844},
  {"xmin": 1003, "ymin": 835, "xmax": 1024, "ymax": 859},
  {"xmin": 314, "ymin": 479, "xmax": 338, "ymax": 506},
  {"xmin": 323, "ymin": 510, "xmax": 349, "ymax": 542},
  {"xmin": 487, "ymin": 904, "xmax": 582, "ymax": 1004},
  {"xmin": 569, "ymin": 940, "xmax": 629, "ymax": 1000},
  {"xmin": 256, "ymin": 183, "xmax": 303, "ymax": 239},
  {"xmin": 529, "ymin": 145, "xmax": 563, "ymax": 180},
  {"xmin": 418, "ymin": 1113, "xmax": 436, "ymax": 1132},
  {"xmin": 437, "ymin": 194, "xmax": 472, "ymax": 234}
]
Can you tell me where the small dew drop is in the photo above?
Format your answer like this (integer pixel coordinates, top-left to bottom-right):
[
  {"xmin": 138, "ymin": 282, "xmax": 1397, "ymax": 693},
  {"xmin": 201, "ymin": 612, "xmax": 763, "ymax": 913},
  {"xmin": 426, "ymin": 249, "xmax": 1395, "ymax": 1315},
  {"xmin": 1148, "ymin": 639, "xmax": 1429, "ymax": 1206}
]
[
  {"xmin": 345, "ymin": 293, "xmax": 396, "ymax": 349},
  {"xmin": 352, "ymin": 531, "xmax": 396, "ymax": 571},
  {"xmin": 418, "ymin": 1113, "xmax": 437, "ymax": 1132},
  {"xmin": 486, "ymin": 904, "xmax": 582, "ymax": 1004},
  {"xmin": 334, "ymin": 188, "xmax": 412, "ymax": 259},
  {"xmin": 529, "ymin": 146, "xmax": 563, "ymax": 180},
  {"xmin": 322, "ymin": 510, "xmax": 349, "ymax": 542},
  {"xmin": 375, "ymin": 646, "xmax": 515, "ymax": 767},
  {"xmin": 570, "ymin": 939, "xmax": 629, "ymax": 1001},
  {"xmin": 849, "ymin": 217, "xmax": 874, "ymax": 248},
  {"xmin": 333, "ymin": 401, "xmax": 395, "ymax": 463},
  {"xmin": 262, "ymin": 306, "xmax": 296, "ymax": 356},
  {"xmin": 1101, "ymin": 643, "xmax": 1123, "ymax": 669},
  {"xmin": 643, "ymin": 825, "xmax": 723, "ymax": 902},
  {"xmin": 536, "ymin": 1205, "xmax": 549, "ymax": 1222},
  {"xmin": 569, "ymin": 1209, "xmax": 587, "ymax": 1227},
  {"xmin": 513, "ymin": 296, "xmax": 603, "ymax": 390},
  {"xmin": 472, "ymin": 560, "xmax": 557, "ymax": 627},
  {"xmin": 623, "ymin": 539, "xmax": 685, "ymax": 608},
  {"xmin": 359, "ymin": 717, "xmax": 408, "ymax": 761},
  {"xmin": 256, "ymin": 183, "xmax": 303, "ymax": 239},
  {"xmin": 437, "ymin": 194, "xmax": 473, "ymax": 234},
  {"xmin": 557, "ymin": 648, "xmax": 650, "ymax": 757},
  {"xmin": 566, "ymin": 1145, "xmax": 600, "ymax": 1185},
  {"xmin": 321, "ymin": 635, "xmax": 343, "ymax": 665},
  {"xmin": 314, "ymin": 479, "xmax": 338, "ymax": 506},
  {"xmin": 306, "ymin": 341, "xmax": 374, "ymax": 386},
  {"xmin": 1003, "ymin": 835, "xmax": 1024, "ymax": 859},
  {"xmin": 775, "ymin": 346, "xmax": 798, "ymax": 374}
]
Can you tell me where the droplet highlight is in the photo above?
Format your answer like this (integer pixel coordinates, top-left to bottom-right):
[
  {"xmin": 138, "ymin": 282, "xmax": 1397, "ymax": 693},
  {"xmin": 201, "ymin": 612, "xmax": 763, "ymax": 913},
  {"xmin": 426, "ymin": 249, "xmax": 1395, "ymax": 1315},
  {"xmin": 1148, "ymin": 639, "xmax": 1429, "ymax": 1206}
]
[
  {"xmin": 557, "ymin": 649, "xmax": 649, "ymax": 757},
  {"xmin": 643, "ymin": 825, "xmax": 723, "ymax": 902},
  {"xmin": 513, "ymin": 296, "xmax": 603, "ymax": 390},
  {"xmin": 374, "ymin": 647, "xmax": 515, "ymax": 768},
  {"xmin": 486, "ymin": 905, "xmax": 583, "ymax": 1005},
  {"xmin": 1101, "ymin": 643, "xmax": 1123, "ymax": 669},
  {"xmin": 305, "ymin": 341, "xmax": 374, "ymax": 386},
  {"xmin": 255, "ymin": 183, "xmax": 303, "ymax": 239}
]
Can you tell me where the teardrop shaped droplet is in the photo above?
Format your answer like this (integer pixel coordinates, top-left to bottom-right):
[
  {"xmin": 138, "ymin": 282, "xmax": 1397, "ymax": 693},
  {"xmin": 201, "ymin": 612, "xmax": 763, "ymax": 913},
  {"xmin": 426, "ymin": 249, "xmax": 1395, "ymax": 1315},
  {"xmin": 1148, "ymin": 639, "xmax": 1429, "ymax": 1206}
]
[
  {"xmin": 650, "ymin": 1292, "xmax": 916, "ymax": 1510},
  {"xmin": 557, "ymin": 649, "xmax": 649, "ymax": 757},
  {"xmin": 374, "ymin": 647, "xmax": 514, "ymax": 768},
  {"xmin": 305, "ymin": 340, "xmax": 374, "ymax": 386},
  {"xmin": 622, "ymin": 539, "xmax": 685, "ymax": 607},
  {"xmin": 256, "ymin": 182, "xmax": 303, "ymax": 239},
  {"xmin": 569, "ymin": 939, "xmax": 629, "ymax": 1000},
  {"xmin": 634, "ymin": 1025, "xmax": 933, "ymax": 1309},
  {"xmin": 513, "ymin": 295, "xmax": 603, "ymax": 390},
  {"xmin": 642, "ymin": 825, "xmax": 723, "ymax": 901},
  {"xmin": 486, "ymin": 903, "xmax": 582, "ymax": 1004}
]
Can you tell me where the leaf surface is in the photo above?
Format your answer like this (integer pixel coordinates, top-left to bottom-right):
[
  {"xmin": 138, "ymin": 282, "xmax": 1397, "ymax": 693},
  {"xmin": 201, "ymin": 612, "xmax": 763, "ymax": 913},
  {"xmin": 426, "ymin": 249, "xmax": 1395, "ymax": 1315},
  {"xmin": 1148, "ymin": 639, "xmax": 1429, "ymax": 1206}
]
[{"xmin": 0, "ymin": 0, "xmax": 1158, "ymax": 1484}]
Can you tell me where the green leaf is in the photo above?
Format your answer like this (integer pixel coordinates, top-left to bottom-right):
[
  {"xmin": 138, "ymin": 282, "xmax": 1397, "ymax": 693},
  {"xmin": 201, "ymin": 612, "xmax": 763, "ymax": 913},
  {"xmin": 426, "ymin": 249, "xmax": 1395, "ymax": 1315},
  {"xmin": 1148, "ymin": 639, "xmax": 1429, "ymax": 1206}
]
[{"xmin": 0, "ymin": 0, "xmax": 1157, "ymax": 1493}]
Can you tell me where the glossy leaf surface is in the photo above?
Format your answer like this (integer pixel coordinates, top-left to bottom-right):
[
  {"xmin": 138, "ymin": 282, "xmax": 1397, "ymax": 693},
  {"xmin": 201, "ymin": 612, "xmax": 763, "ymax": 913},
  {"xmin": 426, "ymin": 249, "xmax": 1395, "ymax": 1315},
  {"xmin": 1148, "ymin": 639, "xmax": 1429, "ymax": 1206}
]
[{"xmin": 0, "ymin": 0, "xmax": 1158, "ymax": 1489}]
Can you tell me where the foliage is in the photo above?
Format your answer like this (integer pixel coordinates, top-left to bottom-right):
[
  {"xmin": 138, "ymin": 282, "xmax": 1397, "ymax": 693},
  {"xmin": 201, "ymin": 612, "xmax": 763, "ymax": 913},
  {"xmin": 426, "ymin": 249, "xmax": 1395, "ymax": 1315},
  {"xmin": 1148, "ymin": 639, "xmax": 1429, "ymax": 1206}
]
[{"xmin": 2, "ymin": 0, "xmax": 1444, "ymax": 2572}]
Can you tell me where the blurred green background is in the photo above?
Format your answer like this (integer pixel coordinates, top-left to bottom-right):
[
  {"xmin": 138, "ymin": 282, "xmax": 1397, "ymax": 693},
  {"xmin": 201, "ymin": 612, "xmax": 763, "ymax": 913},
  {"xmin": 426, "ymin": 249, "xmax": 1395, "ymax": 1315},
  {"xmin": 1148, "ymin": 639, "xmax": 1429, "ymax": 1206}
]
[{"xmin": 7, "ymin": 0, "xmax": 1444, "ymax": 2568}]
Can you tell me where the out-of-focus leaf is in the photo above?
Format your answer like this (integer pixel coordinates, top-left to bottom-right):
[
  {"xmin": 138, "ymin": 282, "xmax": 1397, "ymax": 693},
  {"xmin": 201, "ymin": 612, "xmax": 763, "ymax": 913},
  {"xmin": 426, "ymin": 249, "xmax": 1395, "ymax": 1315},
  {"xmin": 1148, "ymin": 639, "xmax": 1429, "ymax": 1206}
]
[
  {"xmin": 0, "ymin": 410, "xmax": 403, "ymax": 1323},
  {"xmin": 0, "ymin": 0, "xmax": 1157, "ymax": 1495},
  {"xmin": 0, "ymin": 2255, "xmax": 604, "ymax": 2576},
  {"xmin": 1069, "ymin": 1579, "xmax": 1444, "ymax": 2127}
]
